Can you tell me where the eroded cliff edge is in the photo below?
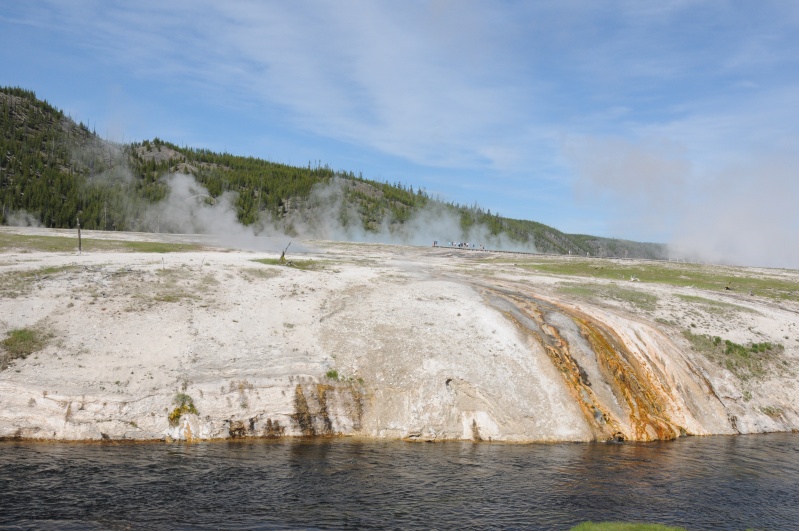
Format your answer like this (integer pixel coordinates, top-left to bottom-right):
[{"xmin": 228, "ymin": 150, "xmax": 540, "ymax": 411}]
[{"xmin": 1, "ymin": 228, "xmax": 797, "ymax": 442}]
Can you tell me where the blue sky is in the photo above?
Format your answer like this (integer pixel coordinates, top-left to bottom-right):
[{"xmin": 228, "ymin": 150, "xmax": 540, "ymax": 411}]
[{"xmin": 2, "ymin": 1, "xmax": 798, "ymax": 266}]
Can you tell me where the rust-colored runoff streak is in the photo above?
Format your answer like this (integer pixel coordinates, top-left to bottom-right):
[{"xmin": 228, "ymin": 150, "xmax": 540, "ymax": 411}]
[
  {"xmin": 263, "ymin": 418, "xmax": 285, "ymax": 438},
  {"xmin": 291, "ymin": 382, "xmax": 366, "ymax": 437},
  {"xmin": 513, "ymin": 299, "xmax": 624, "ymax": 441},
  {"xmin": 183, "ymin": 420, "xmax": 193, "ymax": 441},
  {"xmin": 292, "ymin": 384, "xmax": 316, "ymax": 436},
  {"xmin": 315, "ymin": 383, "xmax": 335, "ymax": 435},
  {"xmin": 291, "ymin": 383, "xmax": 335, "ymax": 436},
  {"xmin": 349, "ymin": 385, "xmax": 364, "ymax": 431},
  {"xmin": 495, "ymin": 287, "xmax": 683, "ymax": 442},
  {"xmin": 575, "ymin": 315, "xmax": 681, "ymax": 441}
]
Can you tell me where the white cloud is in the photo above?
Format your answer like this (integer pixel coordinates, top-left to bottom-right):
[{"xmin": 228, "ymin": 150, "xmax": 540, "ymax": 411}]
[
  {"xmin": 14, "ymin": 1, "xmax": 542, "ymax": 171},
  {"xmin": 5, "ymin": 1, "xmax": 799, "ymax": 266}
]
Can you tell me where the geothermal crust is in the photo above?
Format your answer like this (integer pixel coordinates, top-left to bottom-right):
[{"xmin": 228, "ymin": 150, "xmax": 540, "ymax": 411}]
[{"xmin": 1, "ymin": 227, "xmax": 798, "ymax": 442}]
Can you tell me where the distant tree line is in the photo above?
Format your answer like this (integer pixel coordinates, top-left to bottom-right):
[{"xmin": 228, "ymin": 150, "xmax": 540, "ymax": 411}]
[{"xmin": 0, "ymin": 86, "xmax": 667, "ymax": 258}]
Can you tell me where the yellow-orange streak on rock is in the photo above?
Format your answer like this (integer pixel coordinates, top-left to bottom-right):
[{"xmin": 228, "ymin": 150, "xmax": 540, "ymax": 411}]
[
  {"xmin": 575, "ymin": 316, "xmax": 680, "ymax": 441},
  {"xmin": 492, "ymin": 288, "xmax": 682, "ymax": 442},
  {"xmin": 501, "ymin": 296, "xmax": 621, "ymax": 441}
]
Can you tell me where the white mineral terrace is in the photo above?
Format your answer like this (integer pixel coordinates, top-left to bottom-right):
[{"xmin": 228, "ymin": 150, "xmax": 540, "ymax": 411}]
[{"xmin": 1, "ymin": 227, "xmax": 797, "ymax": 442}]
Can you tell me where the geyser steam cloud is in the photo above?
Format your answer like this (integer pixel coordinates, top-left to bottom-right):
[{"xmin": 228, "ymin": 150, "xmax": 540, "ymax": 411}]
[
  {"xmin": 567, "ymin": 136, "xmax": 799, "ymax": 269},
  {"xmin": 134, "ymin": 174, "xmax": 536, "ymax": 253}
]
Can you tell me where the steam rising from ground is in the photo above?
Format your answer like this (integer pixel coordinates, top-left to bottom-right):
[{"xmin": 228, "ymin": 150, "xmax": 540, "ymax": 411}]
[
  {"xmin": 132, "ymin": 174, "xmax": 535, "ymax": 253},
  {"xmin": 146, "ymin": 174, "xmax": 242, "ymax": 236},
  {"xmin": 138, "ymin": 174, "xmax": 294, "ymax": 253},
  {"xmin": 5, "ymin": 210, "xmax": 43, "ymax": 228},
  {"xmin": 567, "ymin": 136, "xmax": 799, "ymax": 269},
  {"xmin": 282, "ymin": 178, "xmax": 535, "ymax": 252},
  {"xmin": 668, "ymin": 156, "xmax": 799, "ymax": 269}
]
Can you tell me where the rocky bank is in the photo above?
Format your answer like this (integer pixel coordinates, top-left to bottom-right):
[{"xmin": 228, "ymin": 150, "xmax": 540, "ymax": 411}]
[{"xmin": 1, "ymin": 227, "xmax": 797, "ymax": 442}]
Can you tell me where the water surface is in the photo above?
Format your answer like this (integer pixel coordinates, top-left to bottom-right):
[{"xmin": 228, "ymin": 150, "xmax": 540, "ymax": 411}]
[{"xmin": 1, "ymin": 433, "xmax": 797, "ymax": 529}]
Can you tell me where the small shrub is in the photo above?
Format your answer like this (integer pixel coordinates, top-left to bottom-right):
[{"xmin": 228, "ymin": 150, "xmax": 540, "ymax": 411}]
[
  {"xmin": 683, "ymin": 330, "xmax": 785, "ymax": 380},
  {"xmin": 723, "ymin": 339, "xmax": 747, "ymax": 356},
  {"xmin": 168, "ymin": 393, "xmax": 199, "ymax": 426},
  {"xmin": 325, "ymin": 369, "xmax": 340, "ymax": 380}
]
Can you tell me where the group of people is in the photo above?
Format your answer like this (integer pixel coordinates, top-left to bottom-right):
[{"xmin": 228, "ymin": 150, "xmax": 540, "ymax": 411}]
[{"xmin": 433, "ymin": 241, "xmax": 485, "ymax": 251}]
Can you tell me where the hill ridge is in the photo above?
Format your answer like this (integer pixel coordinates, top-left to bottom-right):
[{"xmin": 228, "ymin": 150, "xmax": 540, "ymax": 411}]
[{"xmin": 0, "ymin": 86, "xmax": 666, "ymax": 258}]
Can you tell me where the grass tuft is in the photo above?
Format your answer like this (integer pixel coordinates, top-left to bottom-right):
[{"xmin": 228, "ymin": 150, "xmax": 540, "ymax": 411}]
[
  {"xmin": 676, "ymin": 294, "xmax": 756, "ymax": 315},
  {"xmin": 558, "ymin": 283, "xmax": 658, "ymax": 312},
  {"xmin": 0, "ymin": 232, "xmax": 206, "ymax": 253},
  {"xmin": 514, "ymin": 257, "xmax": 799, "ymax": 303},
  {"xmin": 0, "ymin": 265, "xmax": 79, "ymax": 298},
  {"xmin": 1, "ymin": 327, "xmax": 52, "ymax": 370},
  {"xmin": 761, "ymin": 406, "xmax": 783, "ymax": 418},
  {"xmin": 252, "ymin": 258, "xmax": 327, "ymax": 271},
  {"xmin": 682, "ymin": 330, "xmax": 784, "ymax": 380}
]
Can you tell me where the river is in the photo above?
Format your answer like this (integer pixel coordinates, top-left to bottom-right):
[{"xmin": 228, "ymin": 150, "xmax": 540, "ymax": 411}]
[{"xmin": 1, "ymin": 433, "xmax": 797, "ymax": 530}]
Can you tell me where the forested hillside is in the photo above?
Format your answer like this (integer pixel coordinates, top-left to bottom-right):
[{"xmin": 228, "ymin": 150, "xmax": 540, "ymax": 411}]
[{"xmin": 0, "ymin": 86, "xmax": 666, "ymax": 258}]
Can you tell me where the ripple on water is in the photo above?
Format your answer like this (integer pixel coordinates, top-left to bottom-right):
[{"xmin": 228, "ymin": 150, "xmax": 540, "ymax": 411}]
[{"xmin": 1, "ymin": 434, "xmax": 798, "ymax": 530}]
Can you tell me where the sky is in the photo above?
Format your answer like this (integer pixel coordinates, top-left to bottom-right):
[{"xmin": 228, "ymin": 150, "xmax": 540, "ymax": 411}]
[{"xmin": 2, "ymin": 1, "xmax": 798, "ymax": 267}]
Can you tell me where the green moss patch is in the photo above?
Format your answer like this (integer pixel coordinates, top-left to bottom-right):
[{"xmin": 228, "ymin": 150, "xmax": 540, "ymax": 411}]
[
  {"xmin": 168, "ymin": 393, "xmax": 199, "ymax": 426},
  {"xmin": 682, "ymin": 330, "xmax": 785, "ymax": 380},
  {"xmin": 251, "ymin": 257, "xmax": 327, "ymax": 271},
  {"xmin": 1, "ymin": 327, "xmax": 52, "ymax": 370},
  {"xmin": 0, "ymin": 232, "xmax": 206, "ymax": 254},
  {"xmin": 558, "ymin": 283, "xmax": 658, "ymax": 312},
  {"xmin": 514, "ymin": 258, "xmax": 799, "ymax": 303}
]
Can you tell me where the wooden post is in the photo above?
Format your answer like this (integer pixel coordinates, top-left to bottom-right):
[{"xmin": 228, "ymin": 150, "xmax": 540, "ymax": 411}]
[
  {"xmin": 77, "ymin": 216, "xmax": 82, "ymax": 254},
  {"xmin": 279, "ymin": 242, "xmax": 291, "ymax": 264}
]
